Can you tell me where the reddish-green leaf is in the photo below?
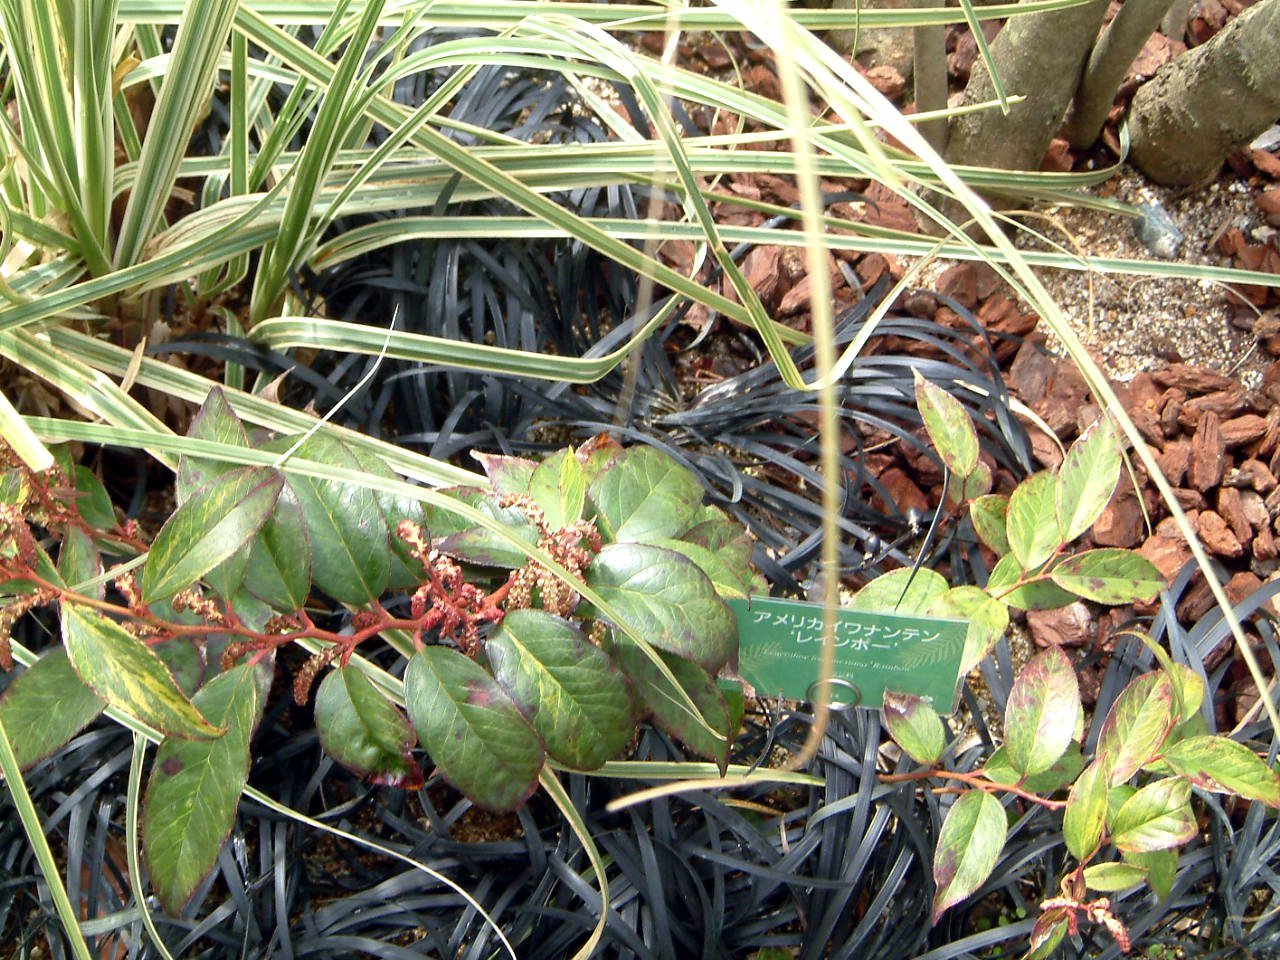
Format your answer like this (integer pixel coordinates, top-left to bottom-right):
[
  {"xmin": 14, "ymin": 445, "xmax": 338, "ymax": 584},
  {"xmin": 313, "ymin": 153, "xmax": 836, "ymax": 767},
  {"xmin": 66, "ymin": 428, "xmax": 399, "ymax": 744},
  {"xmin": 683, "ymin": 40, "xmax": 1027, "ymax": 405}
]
[
  {"xmin": 914, "ymin": 370, "xmax": 978, "ymax": 477},
  {"xmin": 265, "ymin": 434, "xmax": 390, "ymax": 604},
  {"xmin": 1162, "ymin": 735, "xmax": 1280, "ymax": 807},
  {"xmin": 931, "ymin": 790, "xmax": 1007, "ymax": 923},
  {"xmin": 62, "ymin": 605, "xmax": 221, "ymax": 739},
  {"xmin": 349, "ymin": 446, "xmax": 428, "ymax": 590},
  {"xmin": 316, "ymin": 667, "xmax": 423, "ymax": 789},
  {"xmin": 1110, "ymin": 778, "xmax": 1197, "ymax": 853},
  {"xmin": 1006, "ymin": 472, "xmax": 1062, "ymax": 571},
  {"xmin": 1050, "ymin": 549, "xmax": 1163, "ymax": 605},
  {"xmin": 429, "ymin": 486, "xmax": 541, "ymax": 568},
  {"xmin": 1056, "ymin": 419, "xmax": 1122, "ymax": 543},
  {"xmin": 144, "ymin": 664, "xmax": 262, "ymax": 912},
  {"xmin": 176, "ymin": 388, "xmax": 249, "ymax": 505},
  {"xmin": 486, "ymin": 609, "xmax": 633, "ymax": 771},
  {"xmin": 1063, "ymin": 759, "xmax": 1108, "ymax": 860},
  {"xmin": 142, "ymin": 466, "xmax": 283, "ymax": 604},
  {"xmin": 404, "ymin": 647, "xmax": 544, "ymax": 811},
  {"xmin": 472, "ymin": 451, "xmax": 537, "ymax": 495},
  {"xmin": 587, "ymin": 446, "xmax": 705, "ymax": 544},
  {"xmin": 970, "ymin": 494, "xmax": 1010, "ymax": 555},
  {"xmin": 242, "ymin": 480, "xmax": 312, "ymax": 612},
  {"xmin": 72, "ymin": 465, "xmax": 117, "ymax": 530},
  {"xmin": 585, "ymin": 542, "xmax": 736, "ymax": 672},
  {"xmin": 1096, "ymin": 672, "xmax": 1177, "ymax": 784},
  {"xmin": 1004, "ymin": 646, "xmax": 1079, "ymax": 777},
  {"xmin": 610, "ymin": 634, "xmax": 732, "ymax": 774},
  {"xmin": 1083, "ymin": 861, "xmax": 1148, "ymax": 893},
  {"xmin": 0, "ymin": 648, "xmax": 105, "ymax": 770},
  {"xmin": 654, "ymin": 538, "xmax": 750, "ymax": 599},
  {"xmin": 883, "ymin": 691, "xmax": 946, "ymax": 765},
  {"xmin": 1023, "ymin": 909, "xmax": 1070, "ymax": 960}
]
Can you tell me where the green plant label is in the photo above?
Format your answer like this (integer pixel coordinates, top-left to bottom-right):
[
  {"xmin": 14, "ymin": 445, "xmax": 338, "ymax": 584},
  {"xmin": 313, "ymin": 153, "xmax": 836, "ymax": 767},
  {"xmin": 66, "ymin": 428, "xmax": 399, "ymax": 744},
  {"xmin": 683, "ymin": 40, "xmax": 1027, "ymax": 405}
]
[{"xmin": 728, "ymin": 597, "xmax": 966, "ymax": 711}]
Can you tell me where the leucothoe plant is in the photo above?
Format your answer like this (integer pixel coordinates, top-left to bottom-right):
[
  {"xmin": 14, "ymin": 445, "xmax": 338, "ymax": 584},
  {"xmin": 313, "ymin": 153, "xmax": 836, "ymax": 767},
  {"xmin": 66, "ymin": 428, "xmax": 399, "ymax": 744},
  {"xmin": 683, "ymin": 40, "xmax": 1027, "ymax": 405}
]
[
  {"xmin": 862, "ymin": 374, "xmax": 1280, "ymax": 956},
  {"xmin": 0, "ymin": 388, "xmax": 758, "ymax": 913}
]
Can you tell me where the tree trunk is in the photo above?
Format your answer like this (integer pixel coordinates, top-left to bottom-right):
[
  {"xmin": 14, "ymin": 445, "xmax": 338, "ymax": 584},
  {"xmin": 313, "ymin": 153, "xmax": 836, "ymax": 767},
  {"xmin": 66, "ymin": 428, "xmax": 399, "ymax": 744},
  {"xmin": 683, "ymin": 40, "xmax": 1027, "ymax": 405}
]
[
  {"xmin": 944, "ymin": 0, "xmax": 1109, "ymax": 171},
  {"xmin": 1127, "ymin": 0, "xmax": 1280, "ymax": 185}
]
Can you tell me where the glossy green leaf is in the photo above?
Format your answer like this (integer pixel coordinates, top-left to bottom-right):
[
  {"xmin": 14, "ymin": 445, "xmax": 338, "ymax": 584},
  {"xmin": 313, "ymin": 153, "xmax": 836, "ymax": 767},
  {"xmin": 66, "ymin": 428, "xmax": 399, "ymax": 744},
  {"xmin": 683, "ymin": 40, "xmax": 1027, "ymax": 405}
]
[
  {"xmin": 1096, "ymin": 672, "xmax": 1177, "ymax": 785},
  {"xmin": 204, "ymin": 542, "xmax": 250, "ymax": 601},
  {"xmin": 142, "ymin": 466, "xmax": 283, "ymax": 603},
  {"xmin": 587, "ymin": 446, "xmax": 705, "ymax": 544},
  {"xmin": 1050, "ymin": 549, "xmax": 1163, "ymax": 605},
  {"xmin": 72, "ymin": 465, "xmax": 117, "ymax": 530},
  {"xmin": 486, "ymin": 609, "xmax": 633, "ymax": 771},
  {"xmin": 265, "ymin": 434, "xmax": 389, "ymax": 604},
  {"xmin": 175, "ymin": 388, "xmax": 249, "ymax": 505},
  {"xmin": 931, "ymin": 790, "xmax": 1007, "ymax": 923},
  {"xmin": 883, "ymin": 691, "xmax": 946, "ymax": 765},
  {"xmin": 849, "ymin": 567, "xmax": 949, "ymax": 616},
  {"xmin": 143, "ymin": 663, "xmax": 261, "ymax": 913},
  {"xmin": 969, "ymin": 494, "xmax": 1010, "ymax": 555},
  {"xmin": 1162, "ymin": 735, "xmax": 1280, "ymax": 807},
  {"xmin": 62, "ymin": 605, "xmax": 221, "ymax": 740},
  {"xmin": 1063, "ymin": 759, "xmax": 1108, "ymax": 860},
  {"xmin": 1004, "ymin": 646, "xmax": 1079, "ymax": 777},
  {"xmin": 404, "ymin": 646, "xmax": 544, "ymax": 811},
  {"xmin": 610, "ymin": 634, "xmax": 732, "ymax": 774},
  {"xmin": 0, "ymin": 648, "xmax": 105, "ymax": 770},
  {"xmin": 315, "ymin": 666, "xmax": 423, "ymax": 789},
  {"xmin": 1124, "ymin": 848, "xmax": 1177, "ymax": 899},
  {"xmin": 653, "ymin": 538, "xmax": 749, "ymax": 599},
  {"xmin": 1056, "ymin": 418, "xmax": 1122, "ymax": 543},
  {"xmin": 1083, "ymin": 861, "xmax": 1148, "ymax": 893},
  {"xmin": 527, "ymin": 448, "xmax": 588, "ymax": 530},
  {"xmin": 585, "ymin": 542, "xmax": 736, "ymax": 672},
  {"xmin": 914, "ymin": 370, "xmax": 978, "ymax": 477},
  {"xmin": 1110, "ymin": 778, "xmax": 1197, "ymax": 853},
  {"xmin": 242, "ymin": 479, "xmax": 312, "ymax": 612},
  {"xmin": 430, "ymin": 486, "xmax": 541, "ymax": 568},
  {"xmin": 1006, "ymin": 471, "xmax": 1062, "ymax": 571},
  {"xmin": 350, "ymin": 445, "xmax": 428, "ymax": 589},
  {"xmin": 936, "ymin": 586, "xmax": 1009, "ymax": 674}
]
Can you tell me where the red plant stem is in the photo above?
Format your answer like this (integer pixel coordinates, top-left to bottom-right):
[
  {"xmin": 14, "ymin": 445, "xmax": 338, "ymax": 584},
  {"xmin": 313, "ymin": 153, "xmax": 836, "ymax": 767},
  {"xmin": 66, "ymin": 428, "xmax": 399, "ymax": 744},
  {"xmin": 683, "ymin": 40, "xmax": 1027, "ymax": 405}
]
[{"xmin": 879, "ymin": 767, "xmax": 1067, "ymax": 810}]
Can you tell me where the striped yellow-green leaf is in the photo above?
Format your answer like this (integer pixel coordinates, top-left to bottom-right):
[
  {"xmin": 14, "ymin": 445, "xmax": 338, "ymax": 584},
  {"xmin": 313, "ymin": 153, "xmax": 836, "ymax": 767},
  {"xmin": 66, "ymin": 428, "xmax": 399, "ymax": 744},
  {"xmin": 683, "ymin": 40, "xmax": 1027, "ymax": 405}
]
[
  {"xmin": 143, "ymin": 663, "xmax": 262, "ymax": 913},
  {"xmin": 404, "ymin": 646, "xmax": 544, "ymax": 812},
  {"xmin": 142, "ymin": 466, "xmax": 284, "ymax": 604},
  {"xmin": 61, "ymin": 605, "xmax": 221, "ymax": 739}
]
